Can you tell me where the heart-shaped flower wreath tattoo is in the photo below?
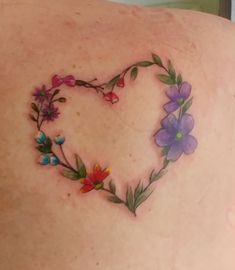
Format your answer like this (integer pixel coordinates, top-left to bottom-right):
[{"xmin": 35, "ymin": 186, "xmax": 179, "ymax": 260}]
[{"xmin": 30, "ymin": 53, "xmax": 197, "ymax": 216}]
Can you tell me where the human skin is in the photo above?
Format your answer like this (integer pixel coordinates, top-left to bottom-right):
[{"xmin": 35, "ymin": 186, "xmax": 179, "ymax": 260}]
[{"xmin": 1, "ymin": 0, "xmax": 235, "ymax": 269}]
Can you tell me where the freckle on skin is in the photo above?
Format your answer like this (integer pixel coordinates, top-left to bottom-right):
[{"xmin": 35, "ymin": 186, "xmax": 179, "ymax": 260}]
[
  {"xmin": 96, "ymin": 262, "xmax": 99, "ymax": 266},
  {"xmin": 72, "ymin": 64, "xmax": 76, "ymax": 68},
  {"xmin": 76, "ymin": 111, "xmax": 80, "ymax": 116}
]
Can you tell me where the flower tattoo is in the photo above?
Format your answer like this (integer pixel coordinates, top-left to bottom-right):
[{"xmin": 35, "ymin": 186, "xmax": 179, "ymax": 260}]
[{"xmin": 29, "ymin": 53, "xmax": 197, "ymax": 216}]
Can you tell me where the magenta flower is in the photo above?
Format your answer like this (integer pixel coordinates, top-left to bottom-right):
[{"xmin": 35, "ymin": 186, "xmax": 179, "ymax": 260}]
[
  {"xmin": 42, "ymin": 104, "xmax": 60, "ymax": 121},
  {"xmin": 164, "ymin": 82, "xmax": 191, "ymax": 113},
  {"xmin": 51, "ymin": 75, "xmax": 76, "ymax": 88},
  {"xmin": 33, "ymin": 85, "xmax": 51, "ymax": 103},
  {"xmin": 155, "ymin": 113, "xmax": 197, "ymax": 161}
]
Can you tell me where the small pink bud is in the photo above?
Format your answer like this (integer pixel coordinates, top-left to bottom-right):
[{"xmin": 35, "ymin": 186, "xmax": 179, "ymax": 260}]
[
  {"xmin": 52, "ymin": 75, "xmax": 63, "ymax": 87},
  {"xmin": 63, "ymin": 75, "xmax": 76, "ymax": 87},
  {"xmin": 104, "ymin": 92, "xmax": 119, "ymax": 104},
  {"xmin": 117, "ymin": 77, "xmax": 125, "ymax": 88}
]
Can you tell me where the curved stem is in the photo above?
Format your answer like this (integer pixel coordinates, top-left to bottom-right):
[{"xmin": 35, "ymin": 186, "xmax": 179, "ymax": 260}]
[{"xmin": 59, "ymin": 145, "xmax": 77, "ymax": 172}]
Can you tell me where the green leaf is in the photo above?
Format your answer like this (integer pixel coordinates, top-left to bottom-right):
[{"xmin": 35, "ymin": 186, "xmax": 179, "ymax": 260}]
[
  {"xmin": 177, "ymin": 74, "xmax": 183, "ymax": 86},
  {"xmin": 75, "ymin": 154, "xmax": 87, "ymax": 178},
  {"xmin": 134, "ymin": 181, "xmax": 144, "ymax": 200},
  {"xmin": 126, "ymin": 187, "xmax": 134, "ymax": 212},
  {"xmin": 109, "ymin": 180, "xmax": 116, "ymax": 194},
  {"xmin": 136, "ymin": 61, "xmax": 153, "ymax": 67},
  {"xmin": 150, "ymin": 169, "xmax": 167, "ymax": 183},
  {"xmin": 130, "ymin": 67, "xmax": 138, "ymax": 80},
  {"xmin": 157, "ymin": 74, "xmax": 175, "ymax": 85},
  {"xmin": 134, "ymin": 187, "xmax": 153, "ymax": 209},
  {"xmin": 182, "ymin": 97, "xmax": 193, "ymax": 115},
  {"xmin": 31, "ymin": 103, "xmax": 39, "ymax": 113},
  {"xmin": 168, "ymin": 60, "xmax": 176, "ymax": 81},
  {"xmin": 106, "ymin": 75, "xmax": 120, "ymax": 90},
  {"xmin": 61, "ymin": 169, "xmax": 80, "ymax": 180},
  {"xmin": 108, "ymin": 196, "xmax": 123, "ymax": 204},
  {"xmin": 36, "ymin": 145, "xmax": 52, "ymax": 154},
  {"xmin": 152, "ymin": 53, "xmax": 163, "ymax": 67}
]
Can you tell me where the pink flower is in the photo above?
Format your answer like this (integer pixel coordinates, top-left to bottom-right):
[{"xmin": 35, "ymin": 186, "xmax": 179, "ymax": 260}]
[
  {"xmin": 33, "ymin": 85, "xmax": 51, "ymax": 103},
  {"xmin": 51, "ymin": 75, "xmax": 76, "ymax": 88},
  {"xmin": 103, "ymin": 92, "xmax": 119, "ymax": 104}
]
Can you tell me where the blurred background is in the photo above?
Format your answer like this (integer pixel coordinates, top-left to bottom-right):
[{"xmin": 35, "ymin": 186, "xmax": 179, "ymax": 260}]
[{"xmin": 111, "ymin": 0, "xmax": 232, "ymax": 20}]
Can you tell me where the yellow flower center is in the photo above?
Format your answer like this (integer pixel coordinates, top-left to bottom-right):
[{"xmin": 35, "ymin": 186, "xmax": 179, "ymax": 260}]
[{"xmin": 175, "ymin": 131, "xmax": 183, "ymax": 140}]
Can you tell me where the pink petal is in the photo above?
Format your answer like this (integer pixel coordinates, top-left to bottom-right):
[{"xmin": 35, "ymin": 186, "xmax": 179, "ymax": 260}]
[
  {"xmin": 52, "ymin": 75, "xmax": 63, "ymax": 87},
  {"xmin": 63, "ymin": 75, "xmax": 76, "ymax": 87}
]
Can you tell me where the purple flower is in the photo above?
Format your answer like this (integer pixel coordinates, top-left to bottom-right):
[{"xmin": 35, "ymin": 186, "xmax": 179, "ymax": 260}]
[
  {"xmin": 163, "ymin": 82, "xmax": 191, "ymax": 113},
  {"xmin": 155, "ymin": 113, "xmax": 197, "ymax": 161},
  {"xmin": 42, "ymin": 104, "xmax": 60, "ymax": 121},
  {"xmin": 33, "ymin": 85, "xmax": 51, "ymax": 103}
]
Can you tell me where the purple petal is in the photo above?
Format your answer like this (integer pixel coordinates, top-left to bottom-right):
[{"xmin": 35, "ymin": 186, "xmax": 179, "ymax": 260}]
[
  {"xmin": 166, "ymin": 86, "xmax": 180, "ymax": 101},
  {"xmin": 182, "ymin": 135, "xmax": 198, "ymax": 154},
  {"xmin": 179, "ymin": 82, "xmax": 191, "ymax": 99},
  {"xmin": 155, "ymin": 129, "xmax": 175, "ymax": 147},
  {"xmin": 179, "ymin": 114, "xmax": 194, "ymax": 135},
  {"xmin": 167, "ymin": 141, "xmax": 183, "ymax": 161},
  {"xmin": 163, "ymin": 101, "xmax": 179, "ymax": 113},
  {"xmin": 161, "ymin": 114, "xmax": 178, "ymax": 133}
]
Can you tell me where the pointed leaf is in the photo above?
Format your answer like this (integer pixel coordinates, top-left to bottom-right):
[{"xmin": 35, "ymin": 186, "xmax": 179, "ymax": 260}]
[
  {"xmin": 126, "ymin": 187, "xmax": 134, "ymax": 212},
  {"xmin": 152, "ymin": 53, "xmax": 163, "ymax": 67},
  {"xmin": 31, "ymin": 103, "xmax": 39, "ymax": 113},
  {"xmin": 150, "ymin": 169, "xmax": 167, "ymax": 183},
  {"xmin": 130, "ymin": 67, "xmax": 138, "ymax": 80},
  {"xmin": 36, "ymin": 145, "xmax": 52, "ymax": 154},
  {"xmin": 108, "ymin": 196, "xmax": 123, "ymax": 204},
  {"xmin": 177, "ymin": 74, "xmax": 183, "ymax": 86},
  {"xmin": 61, "ymin": 169, "xmax": 80, "ymax": 180},
  {"xmin": 29, "ymin": 114, "xmax": 37, "ymax": 122},
  {"xmin": 136, "ymin": 61, "xmax": 153, "ymax": 67},
  {"xmin": 168, "ymin": 60, "xmax": 176, "ymax": 81},
  {"xmin": 134, "ymin": 187, "xmax": 153, "ymax": 209},
  {"xmin": 157, "ymin": 74, "xmax": 175, "ymax": 85},
  {"xmin": 75, "ymin": 154, "xmax": 87, "ymax": 178},
  {"xmin": 109, "ymin": 180, "xmax": 116, "ymax": 194},
  {"xmin": 134, "ymin": 181, "xmax": 144, "ymax": 200}
]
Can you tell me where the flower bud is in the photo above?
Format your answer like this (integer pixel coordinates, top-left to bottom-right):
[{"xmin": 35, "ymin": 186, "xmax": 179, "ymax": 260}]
[
  {"xmin": 35, "ymin": 131, "xmax": 46, "ymax": 144},
  {"xmin": 39, "ymin": 154, "xmax": 50, "ymax": 165},
  {"xmin": 54, "ymin": 135, "xmax": 65, "ymax": 145},
  {"xmin": 103, "ymin": 92, "xmax": 119, "ymax": 104},
  {"xmin": 63, "ymin": 75, "xmax": 76, "ymax": 87},
  {"xmin": 52, "ymin": 75, "xmax": 63, "ymax": 87},
  {"xmin": 117, "ymin": 77, "xmax": 125, "ymax": 88},
  {"xmin": 50, "ymin": 156, "xmax": 60, "ymax": 166}
]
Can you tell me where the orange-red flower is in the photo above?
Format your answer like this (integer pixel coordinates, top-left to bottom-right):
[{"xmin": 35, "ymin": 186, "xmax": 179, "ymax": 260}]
[{"xmin": 80, "ymin": 164, "xmax": 110, "ymax": 193}]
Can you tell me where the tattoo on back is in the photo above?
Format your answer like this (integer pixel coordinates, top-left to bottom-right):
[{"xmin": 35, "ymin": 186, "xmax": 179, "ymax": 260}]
[{"xmin": 29, "ymin": 53, "xmax": 197, "ymax": 216}]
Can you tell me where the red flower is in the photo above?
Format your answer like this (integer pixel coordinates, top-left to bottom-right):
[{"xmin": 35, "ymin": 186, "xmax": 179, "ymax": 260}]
[
  {"xmin": 52, "ymin": 75, "xmax": 76, "ymax": 88},
  {"xmin": 80, "ymin": 164, "xmax": 110, "ymax": 193},
  {"xmin": 117, "ymin": 77, "xmax": 125, "ymax": 88},
  {"xmin": 103, "ymin": 92, "xmax": 119, "ymax": 104}
]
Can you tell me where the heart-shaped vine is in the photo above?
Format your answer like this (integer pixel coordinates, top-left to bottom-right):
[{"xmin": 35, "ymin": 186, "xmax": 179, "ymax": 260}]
[{"xmin": 29, "ymin": 53, "xmax": 197, "ymax": 216}]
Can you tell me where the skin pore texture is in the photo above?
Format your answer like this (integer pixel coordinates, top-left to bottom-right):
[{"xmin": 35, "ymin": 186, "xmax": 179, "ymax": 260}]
[{"xmin": 1, "ymin": 0, "xmax": 235, "ymax": 269}]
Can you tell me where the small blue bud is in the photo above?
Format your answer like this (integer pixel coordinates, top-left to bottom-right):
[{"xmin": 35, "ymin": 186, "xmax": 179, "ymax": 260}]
[
  {"xmin": 54, "ymin": 135, "xmax": 65, "ymax": 145},
  {"xmin": 39, "ymin": 154, "xmax": 50, "ymax": 165},
  {"xmin": 50, "ymin": 156, "xmax": 60, "ymax": 166},
  {"xmin": 35, "ymin": 131, "xmax": 46, "ymax": 144}
]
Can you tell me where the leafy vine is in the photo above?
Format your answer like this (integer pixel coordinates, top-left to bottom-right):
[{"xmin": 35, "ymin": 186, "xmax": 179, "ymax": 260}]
[{"xmin": 30, "ymin": 53, "xmax": 197, "ymax": 216}]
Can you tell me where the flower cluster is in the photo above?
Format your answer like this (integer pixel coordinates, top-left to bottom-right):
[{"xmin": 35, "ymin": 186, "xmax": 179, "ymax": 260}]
[
  {"xmin": 154, "ymin": 82, "xmax": 197, "ymax": 161},
  {"xmin": 32, "ymin": 75, "xmax": 76, "ymax": 124},
  {"xmin": 35, "ymin": 132, "xmax": 65, "ymax": 166}
]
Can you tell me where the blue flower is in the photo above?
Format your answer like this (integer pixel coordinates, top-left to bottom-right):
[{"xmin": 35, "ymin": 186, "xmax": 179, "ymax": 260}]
[
  {"xmin": 54, "ymin": 135, "xmax": 65, "ymax": 145},
  {"xmin": 50, "ymin": 156, "xmax": 60, "ymax": 166},
  {"xmin": 154, "ymin": 113, "xmax": 197, "ymax": 161},
  {"xmin": 39, "ymin": 154, "xmax": 50, "ymax": 165},
  {"xmin": 35, "ymin": 131, "xmax": 46, "ymax": 144},
  {"xmin": 163, "ymin": 82, "xmax": 191, "ymax": 113}
]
